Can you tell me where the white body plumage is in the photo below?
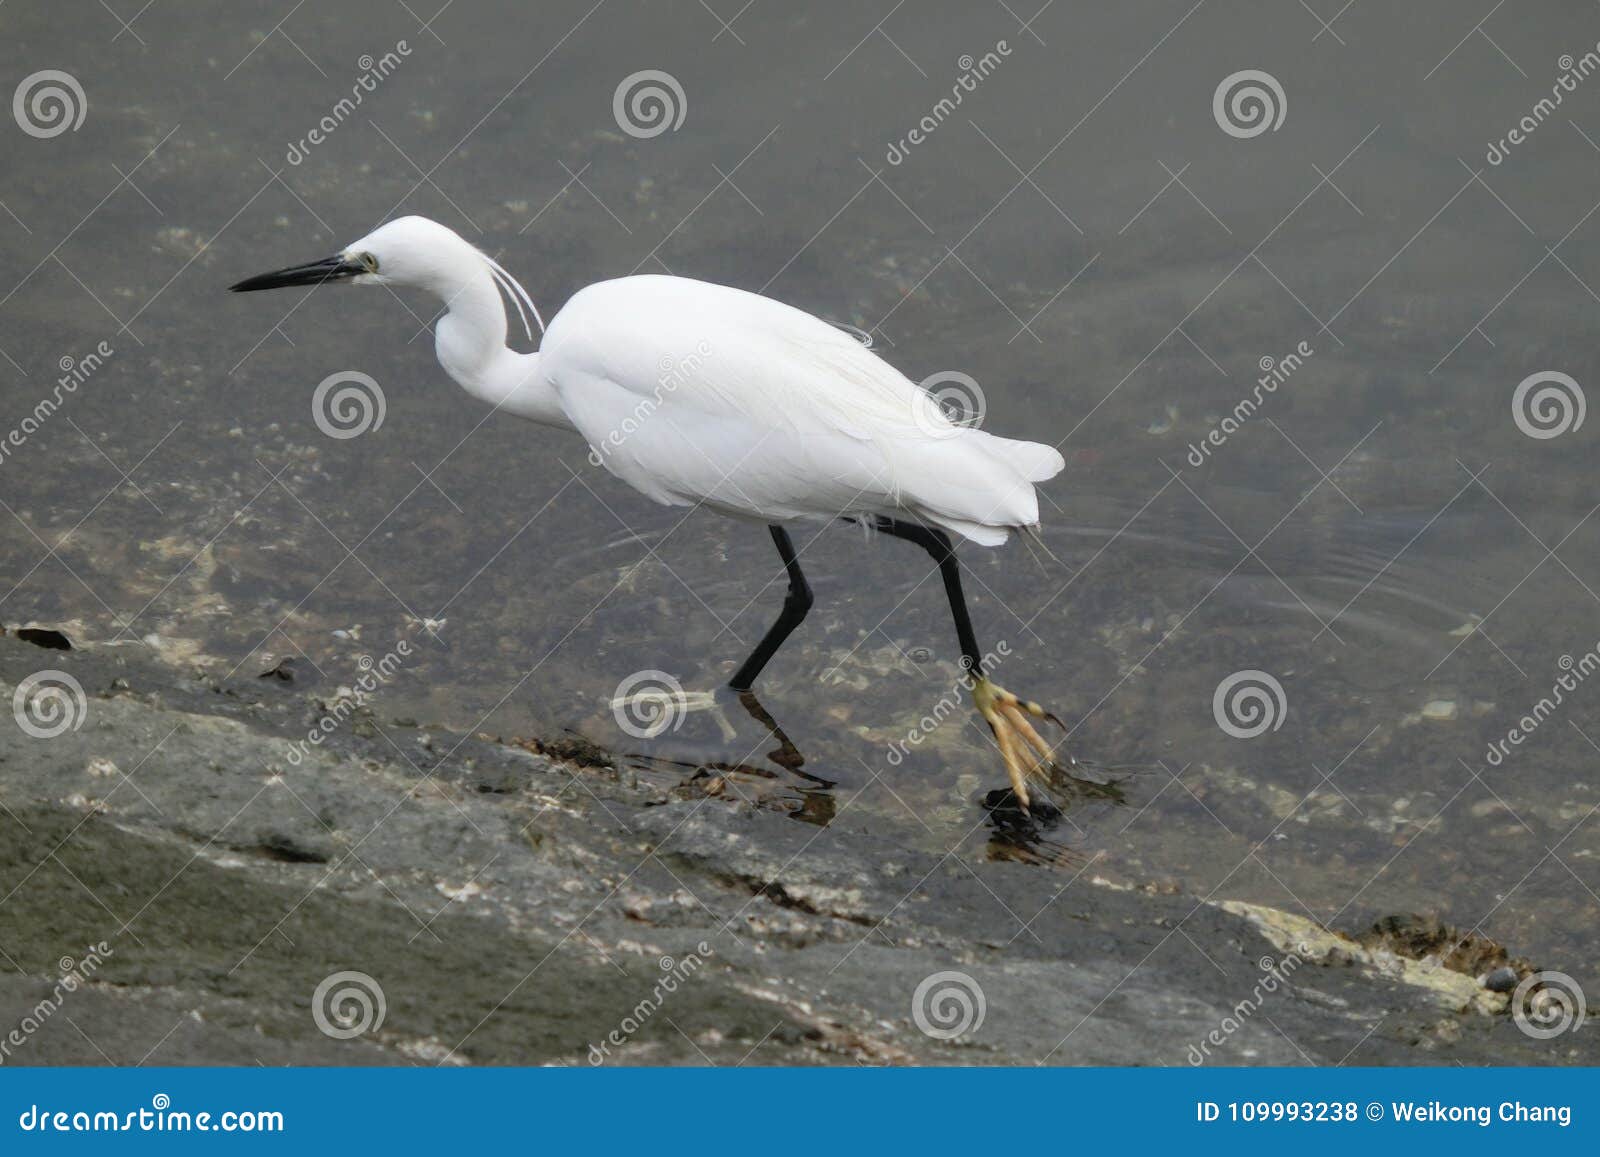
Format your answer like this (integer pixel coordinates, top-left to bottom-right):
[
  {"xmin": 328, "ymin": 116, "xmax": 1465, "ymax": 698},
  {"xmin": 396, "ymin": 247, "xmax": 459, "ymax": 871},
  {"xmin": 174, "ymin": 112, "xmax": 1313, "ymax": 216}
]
[
  {"xmin": 230, "ymin": 214, "xmax": 1075, "ymax": 808},
  {"xmin": 537, "ymin": 275, "xmax": 1064, "ymax": 545},
  {"xmin": 336, "ymin": 217, "xmax": 1064, "ymax": 546}
]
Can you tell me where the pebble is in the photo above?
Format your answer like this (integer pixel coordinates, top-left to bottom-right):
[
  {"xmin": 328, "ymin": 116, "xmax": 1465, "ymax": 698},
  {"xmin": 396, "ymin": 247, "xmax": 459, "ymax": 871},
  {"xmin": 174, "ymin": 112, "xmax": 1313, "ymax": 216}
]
[
  {"xmin": 1482, "ymin": 966, "xmax": 1519, "ymax": 993},
  {"xmin": 1145, "ymin": 404, "xmax": 1178, "ymax": 435},
  {"xmin": 1420, "ymin": 699, "xmax": 1458, "ymax": 721}
]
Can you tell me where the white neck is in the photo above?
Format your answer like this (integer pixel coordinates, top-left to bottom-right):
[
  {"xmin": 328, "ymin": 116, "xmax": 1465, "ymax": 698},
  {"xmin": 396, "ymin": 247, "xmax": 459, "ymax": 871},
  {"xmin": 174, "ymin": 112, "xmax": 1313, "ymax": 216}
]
[{"xmin": 431, "ymin": 262, "xmax": 571, "ymax": 430}]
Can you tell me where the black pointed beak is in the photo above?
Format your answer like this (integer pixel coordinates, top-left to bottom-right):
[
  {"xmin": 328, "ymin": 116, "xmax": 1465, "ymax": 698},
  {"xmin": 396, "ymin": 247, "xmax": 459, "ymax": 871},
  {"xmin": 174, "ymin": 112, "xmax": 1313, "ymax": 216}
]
[{"xmin": 229, "ymin": 254, "xmax": 364, "ymax": 293}]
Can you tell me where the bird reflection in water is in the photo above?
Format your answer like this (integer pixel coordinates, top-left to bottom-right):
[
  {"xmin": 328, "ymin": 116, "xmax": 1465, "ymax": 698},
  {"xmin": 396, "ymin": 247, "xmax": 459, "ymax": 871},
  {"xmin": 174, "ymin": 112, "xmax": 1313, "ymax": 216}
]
[
  {"xmin": 610, "ymin": 686, "xmax": 1148, "ymax": 862},
  {"xmin": 618, "ymin": 689, "xmax": 838, "ymax": 826},
  {"xmin": 980, "ymin": 757, "xmax": 1139, "ymax": 867}
]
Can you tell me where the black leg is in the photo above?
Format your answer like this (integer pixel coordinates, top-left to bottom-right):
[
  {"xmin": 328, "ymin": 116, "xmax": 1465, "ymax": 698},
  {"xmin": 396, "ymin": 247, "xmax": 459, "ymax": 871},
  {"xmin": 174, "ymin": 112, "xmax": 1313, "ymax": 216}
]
[
  {"xmin": 875, "ymin": 517, "xmax": 984, "ymax": 677},
  {"xmin": 728, "ymin": 526, "xmax": 814, "ymax": 691}
]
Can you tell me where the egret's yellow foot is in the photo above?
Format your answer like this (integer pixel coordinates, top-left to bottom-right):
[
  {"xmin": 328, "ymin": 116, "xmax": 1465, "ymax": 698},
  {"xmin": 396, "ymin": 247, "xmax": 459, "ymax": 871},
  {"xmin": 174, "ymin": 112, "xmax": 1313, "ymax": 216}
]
[{"xmin": 972, "ymin": 676, "xmax": 1066, "ymax": 811}]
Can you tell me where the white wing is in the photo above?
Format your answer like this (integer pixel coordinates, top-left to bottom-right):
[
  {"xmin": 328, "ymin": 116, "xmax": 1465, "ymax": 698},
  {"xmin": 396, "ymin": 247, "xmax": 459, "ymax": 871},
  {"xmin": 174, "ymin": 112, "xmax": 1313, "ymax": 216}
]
[{"xmin": 540, "ymin": 275, "xmax": 1064, "ymax": 545}]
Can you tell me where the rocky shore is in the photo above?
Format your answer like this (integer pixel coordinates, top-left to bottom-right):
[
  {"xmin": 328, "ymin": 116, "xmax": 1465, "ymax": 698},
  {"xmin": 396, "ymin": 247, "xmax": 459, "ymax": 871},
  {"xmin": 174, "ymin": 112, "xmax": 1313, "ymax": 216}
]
[{"xmin": 1, "ymin": 631, "xmax": 1590, "ymax": 1067}]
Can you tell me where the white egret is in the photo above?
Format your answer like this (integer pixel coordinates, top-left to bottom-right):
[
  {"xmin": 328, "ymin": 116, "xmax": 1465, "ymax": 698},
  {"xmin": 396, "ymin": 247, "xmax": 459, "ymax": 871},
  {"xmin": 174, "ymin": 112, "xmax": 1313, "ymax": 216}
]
[{"xmin": 232, "ymin": 215, "xmax": 1069, "ymax": 808}]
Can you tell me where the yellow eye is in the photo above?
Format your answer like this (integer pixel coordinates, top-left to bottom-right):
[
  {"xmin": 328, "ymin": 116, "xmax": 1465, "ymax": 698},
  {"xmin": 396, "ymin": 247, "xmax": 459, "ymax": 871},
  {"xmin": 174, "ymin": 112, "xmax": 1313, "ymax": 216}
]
[{"xmin": 360, "ymin": 252, "xmax": 379, "ymax": 273}]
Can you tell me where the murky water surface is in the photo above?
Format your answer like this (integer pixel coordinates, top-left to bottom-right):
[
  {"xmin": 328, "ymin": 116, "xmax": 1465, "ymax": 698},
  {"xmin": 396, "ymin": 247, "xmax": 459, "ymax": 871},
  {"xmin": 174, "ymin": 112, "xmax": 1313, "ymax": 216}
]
[{"xmin": 4, "ymin": 2, "xmax": 1599, "ymax": 975}]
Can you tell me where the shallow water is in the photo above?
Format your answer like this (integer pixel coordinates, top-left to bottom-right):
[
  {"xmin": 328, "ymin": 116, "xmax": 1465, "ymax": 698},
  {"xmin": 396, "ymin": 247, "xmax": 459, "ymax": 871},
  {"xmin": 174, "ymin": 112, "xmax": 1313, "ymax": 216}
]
[{"xmin": 3, "ymin": 1, "xmax": 1599, "ymax": 986}]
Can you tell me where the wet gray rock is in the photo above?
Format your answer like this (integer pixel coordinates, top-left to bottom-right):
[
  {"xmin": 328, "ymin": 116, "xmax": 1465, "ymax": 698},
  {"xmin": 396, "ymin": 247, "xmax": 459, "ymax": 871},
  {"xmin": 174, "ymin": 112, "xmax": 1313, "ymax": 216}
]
[
  {"xmin": 1, "ymin": 635, "xmax": 1593, "ymax": 1066},
  {"xmin": 1483, "ymin": 967, "xmax": 1520, "ymax": 994}
]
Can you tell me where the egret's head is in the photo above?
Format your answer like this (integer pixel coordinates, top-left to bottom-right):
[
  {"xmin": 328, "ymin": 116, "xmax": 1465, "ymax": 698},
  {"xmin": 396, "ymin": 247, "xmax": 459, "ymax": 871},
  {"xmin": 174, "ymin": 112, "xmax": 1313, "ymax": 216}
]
[
  {"xmin": 229, "ymin": 215, "xmax": 463, "ymax": 292},
  {"xmin": 230, "ymin": 215, "xmax": 542, "ymax": 337}
]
